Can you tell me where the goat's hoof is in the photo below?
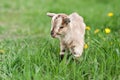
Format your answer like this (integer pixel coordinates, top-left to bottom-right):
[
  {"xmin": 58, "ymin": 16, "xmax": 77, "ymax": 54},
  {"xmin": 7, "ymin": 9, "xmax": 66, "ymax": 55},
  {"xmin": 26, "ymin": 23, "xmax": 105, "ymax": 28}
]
[{"xmin": 59, "ymin": 54, "xmax": 64, "ymax": 61}]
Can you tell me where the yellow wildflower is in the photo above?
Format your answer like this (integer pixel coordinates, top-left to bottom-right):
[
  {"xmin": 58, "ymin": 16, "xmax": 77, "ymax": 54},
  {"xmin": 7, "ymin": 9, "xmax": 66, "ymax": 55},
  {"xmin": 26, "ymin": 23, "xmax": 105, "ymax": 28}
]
[
  {"xmin": 86, "ymin": 26, "xmax": 91, "ymax": 31},
  {"xmin": 105, "ymin": 28, "xmax": 111, "ymax": 34},
  {"xmin": 84, "ymin": 44, "xmax": 88, "ymax": 49},
  {"xmin": 0, "ymin": 50, "xmax": 5, "ymax": 54},
  {"xmin": 108, "ymin": 12, "xmax": 114, "ymax": 17},
  {"xmin": 94, "ymin": 29, "xmax": 100, "ymax": 34}
]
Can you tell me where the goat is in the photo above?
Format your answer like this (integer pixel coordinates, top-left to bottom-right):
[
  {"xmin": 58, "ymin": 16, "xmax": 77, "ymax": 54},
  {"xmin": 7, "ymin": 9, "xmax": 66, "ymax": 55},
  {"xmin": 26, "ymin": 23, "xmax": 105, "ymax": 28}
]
[{"xmin": 47, "ymin": 12, "xmax": 86, "ymax": 59}]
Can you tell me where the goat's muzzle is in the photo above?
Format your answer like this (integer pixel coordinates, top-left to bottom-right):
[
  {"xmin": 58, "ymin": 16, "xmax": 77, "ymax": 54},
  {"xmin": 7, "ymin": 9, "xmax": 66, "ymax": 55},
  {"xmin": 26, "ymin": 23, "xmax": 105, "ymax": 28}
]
[{"xmin": 51, "ymin": 31, "xmax": 56, "ymax": 38}]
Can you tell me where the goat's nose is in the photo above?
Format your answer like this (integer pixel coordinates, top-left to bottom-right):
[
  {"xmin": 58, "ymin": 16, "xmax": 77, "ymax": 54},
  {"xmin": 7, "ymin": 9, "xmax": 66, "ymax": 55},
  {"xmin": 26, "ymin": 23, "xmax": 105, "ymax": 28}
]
[{"xmin": 51, "ymin": 31, "xmax": 56, "ymax": 38}]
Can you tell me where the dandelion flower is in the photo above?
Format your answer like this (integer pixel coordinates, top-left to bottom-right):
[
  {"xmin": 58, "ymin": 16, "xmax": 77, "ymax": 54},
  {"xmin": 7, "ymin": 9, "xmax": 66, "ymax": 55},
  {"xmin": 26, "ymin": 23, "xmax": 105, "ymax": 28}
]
[
  {"xmin": 0, "ymin": 50, "xmax": 5, "ymax": 54},
  {"xmin": 108, "ymin": 12, "xmax": 114, "ymax": 17},
  {"xmin": 86, "ymin": 26, "xmax": 91, "ymax": 31},
  {"xmin": 94, "ymin": 29, "xmax": 100, "ymax": 34},
  {"xmin": 84, "ymin": 44, "xmax": 88, "ymax": 49},
  {"xmin": 105, "ymin": 28, "xmax": 111, "ymax": 34}
]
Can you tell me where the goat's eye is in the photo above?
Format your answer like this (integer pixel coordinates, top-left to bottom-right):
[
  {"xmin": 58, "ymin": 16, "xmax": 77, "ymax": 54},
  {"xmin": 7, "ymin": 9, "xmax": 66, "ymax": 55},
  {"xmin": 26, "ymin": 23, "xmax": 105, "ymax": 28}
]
[{"xmin": 60, "ymin": 26, "xmax": 64, "ymax": 29}]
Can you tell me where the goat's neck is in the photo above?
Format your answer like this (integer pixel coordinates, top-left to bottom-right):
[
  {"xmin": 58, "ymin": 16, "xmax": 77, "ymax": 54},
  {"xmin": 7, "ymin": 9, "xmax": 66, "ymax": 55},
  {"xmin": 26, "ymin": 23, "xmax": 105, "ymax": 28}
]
[{"xmin": 60, "ymin": 25, "xmax": 73, "ymax": 43}]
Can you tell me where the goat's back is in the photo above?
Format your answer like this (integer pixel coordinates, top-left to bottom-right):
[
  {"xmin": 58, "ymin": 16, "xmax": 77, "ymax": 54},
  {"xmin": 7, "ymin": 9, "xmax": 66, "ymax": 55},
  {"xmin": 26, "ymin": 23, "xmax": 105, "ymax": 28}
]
[{"xmin": 69, "ymin": 12, "xmax": 86, "ymax": 36}]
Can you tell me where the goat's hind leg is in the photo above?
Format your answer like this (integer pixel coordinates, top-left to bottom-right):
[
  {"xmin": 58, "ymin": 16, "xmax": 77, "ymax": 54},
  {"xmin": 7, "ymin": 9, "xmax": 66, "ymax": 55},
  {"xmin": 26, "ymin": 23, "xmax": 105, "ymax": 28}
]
[{"xmin": 71, "ymin": 46, "xmax": 83, "ymax": 59}]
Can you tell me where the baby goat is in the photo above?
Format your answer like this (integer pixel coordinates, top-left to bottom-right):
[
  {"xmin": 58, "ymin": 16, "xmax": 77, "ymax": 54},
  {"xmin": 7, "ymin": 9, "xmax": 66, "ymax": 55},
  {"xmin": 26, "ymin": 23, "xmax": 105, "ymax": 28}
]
[{"xmin": 47, "ymin": 12, "xmax": 86, "ymax": 59}]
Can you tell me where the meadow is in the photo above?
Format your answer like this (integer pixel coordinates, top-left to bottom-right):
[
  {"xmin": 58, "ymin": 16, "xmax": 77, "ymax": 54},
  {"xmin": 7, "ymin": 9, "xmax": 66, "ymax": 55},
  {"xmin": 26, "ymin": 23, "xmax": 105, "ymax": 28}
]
[{"xmin": 0, "ymin": 0, "xmax": 120, "ymax": 80}]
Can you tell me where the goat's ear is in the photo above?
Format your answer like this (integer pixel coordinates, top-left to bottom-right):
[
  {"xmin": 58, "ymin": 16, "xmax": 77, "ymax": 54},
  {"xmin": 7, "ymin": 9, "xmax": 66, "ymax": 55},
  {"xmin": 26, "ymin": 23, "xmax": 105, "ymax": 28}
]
[
  {"xmin": 64, "ymin": 18, "xmax": 70, "ymax": 24},
  {"xmin": 47, "ymin": 12, "xmax": 56, "ymax": 17}
]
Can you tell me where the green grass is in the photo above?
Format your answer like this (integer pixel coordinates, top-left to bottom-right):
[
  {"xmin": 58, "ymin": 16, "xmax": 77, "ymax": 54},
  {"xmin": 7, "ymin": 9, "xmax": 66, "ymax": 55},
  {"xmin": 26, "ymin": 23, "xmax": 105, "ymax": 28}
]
[{"xmin": 0, "ymin": 0, "xmax": 120, "ymax": 80}]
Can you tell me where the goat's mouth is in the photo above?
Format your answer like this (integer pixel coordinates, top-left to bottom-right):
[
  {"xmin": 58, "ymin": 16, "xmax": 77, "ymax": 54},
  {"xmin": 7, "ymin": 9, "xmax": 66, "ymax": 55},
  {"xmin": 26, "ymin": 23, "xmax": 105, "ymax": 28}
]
[
  {"xmin": 51, "ymin": 34, "xmax": 56, "ymax": 38},
  {"xmin": 51, "ymin": 34, "xmax": 57, "ymax": 38},
  {"xmin": 51, "ymin": 33, "xmax": 61, "ymax": 38},
  {"xmin": 51, "ymin": 35, "xmax": 56, "ymax": 38}
]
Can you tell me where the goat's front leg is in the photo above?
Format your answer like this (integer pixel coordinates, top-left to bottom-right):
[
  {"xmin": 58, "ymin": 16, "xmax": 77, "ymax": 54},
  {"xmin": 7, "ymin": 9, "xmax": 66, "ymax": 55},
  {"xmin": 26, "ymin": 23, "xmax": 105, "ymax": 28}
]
[{"xmin": 59, "ymin": 42, "xmax": 66, "ymax": 60}]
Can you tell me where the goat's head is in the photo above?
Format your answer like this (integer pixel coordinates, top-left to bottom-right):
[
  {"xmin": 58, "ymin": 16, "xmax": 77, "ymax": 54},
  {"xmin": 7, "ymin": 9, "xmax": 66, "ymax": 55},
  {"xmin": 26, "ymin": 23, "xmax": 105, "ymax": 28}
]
[{"xmin": 47, "ymin": 12, "xmax": 70, "ymax": 38}]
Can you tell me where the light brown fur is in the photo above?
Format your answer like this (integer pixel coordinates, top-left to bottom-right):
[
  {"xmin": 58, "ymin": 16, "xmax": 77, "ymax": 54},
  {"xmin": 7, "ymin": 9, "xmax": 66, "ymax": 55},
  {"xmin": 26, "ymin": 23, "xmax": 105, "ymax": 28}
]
[{"xmin": 47, "ymin": 12, "xmax": 86, "ymax": 58}]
